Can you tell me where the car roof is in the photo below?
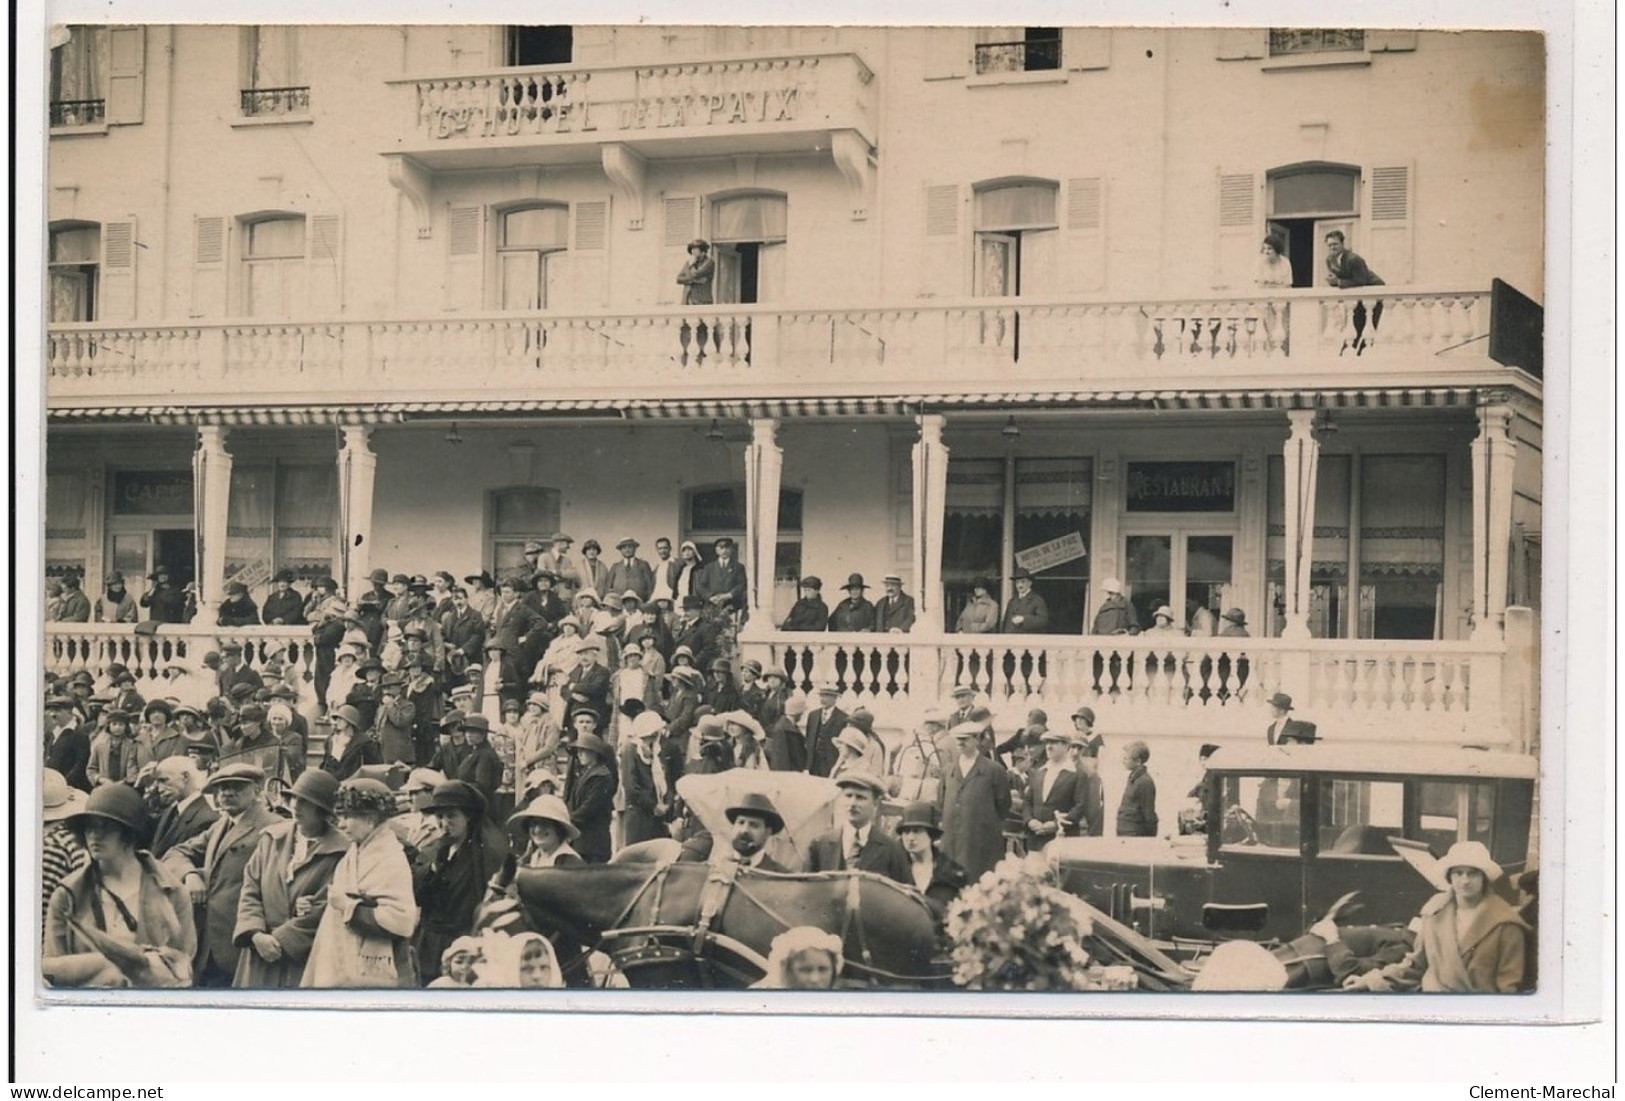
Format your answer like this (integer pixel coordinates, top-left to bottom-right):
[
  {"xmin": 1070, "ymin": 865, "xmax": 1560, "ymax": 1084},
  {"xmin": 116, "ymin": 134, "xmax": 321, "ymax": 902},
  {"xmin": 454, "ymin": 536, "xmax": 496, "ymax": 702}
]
[{"xmin": 1205, "ymin": 743, "xmax": 1538, "ymax": 780}]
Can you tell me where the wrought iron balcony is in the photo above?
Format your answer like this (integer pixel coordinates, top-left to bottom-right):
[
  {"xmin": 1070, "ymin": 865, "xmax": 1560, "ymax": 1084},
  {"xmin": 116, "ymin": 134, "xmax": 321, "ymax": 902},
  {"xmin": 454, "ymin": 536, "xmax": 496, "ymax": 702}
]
[
  {"xmin": 50, "ymin": 99, "xmax": 106, "ymax": 128},
  {"xmin": 240, "ymin": 86, "xmax": 312, "ymax": 117}
]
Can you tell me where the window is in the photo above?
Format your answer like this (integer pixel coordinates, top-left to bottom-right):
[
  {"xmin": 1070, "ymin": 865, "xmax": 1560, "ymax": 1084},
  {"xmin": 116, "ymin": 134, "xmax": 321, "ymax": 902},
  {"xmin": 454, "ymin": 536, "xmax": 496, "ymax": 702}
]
[
  {"xmin": 507, "ymin": 26, "xmax": 573, "ymax": 66},
  {"xmin": 681, "ymin": 485, "xmax": 804, "ymax": 583},
  {"xmin": 974, "ymin": 179, "xmax": 1058, "ymax": 299},
  {"xmin": 1266, "ymin": 163, "xmax": 1361, "ymax": 289},
  {"xmin": 1317, "ymin": 779, "xmax": 1404, "ymax": 856},
  {"xmin": 1219, "ymin": 775, "xmax": 1301, "ymax": 852},
  {"xmin": 1266, "ymin": 454, "xmax": 1353, "ymax": 638},
  {"xmin": 497, "ymin": 205, "xmax": 569, "ymax": 311},
  {"xmin": 242, "ymin": 215, "xmax": 307, "ymax": 318},
  {"xmin": 241, "ymin": 27, "xmax": 308, "ymax": 117},
  {"xmin": 710, "ymin": 193, "xmax": 788, "ymax": 305},
  {"xmin": 1359, "ymin": 456, "xmax": 1445, "ymax": 639},
  {"xmin": 1416, "ymin": 781, "xmax": 1497, "ymax": 855},
  {"xmin": 50, "ymin": 26, "xmax": 106, "ymax": 126},
  {"xmin": 489, "ymin": 487, "xmax": 562, "ymax": 575},
  {"xmin": 225, "ymin": 462, "xmax": 338, "ymax": 588},
  {"xmin": 49, "ymin": 224, "xmax": 100, "ymax": 322},
  {"xmin": 975, "ymin": 28, "xmax": 1062, "ymax": 74},
  {"xmin": 1269, "ymin": 30, "xmax": 1366, "ymax": 57}
]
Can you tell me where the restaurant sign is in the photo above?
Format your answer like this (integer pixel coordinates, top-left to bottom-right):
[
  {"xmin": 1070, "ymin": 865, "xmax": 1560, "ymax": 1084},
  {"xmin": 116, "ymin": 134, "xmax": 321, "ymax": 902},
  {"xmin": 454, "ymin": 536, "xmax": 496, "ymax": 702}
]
[
  {"xmin": 112, "ymin": 471, "xmax": 194, "ymax": 516},
  {"xmin": 1125, "ymin": 462, "xmax": 1236, "ymax": 513}
]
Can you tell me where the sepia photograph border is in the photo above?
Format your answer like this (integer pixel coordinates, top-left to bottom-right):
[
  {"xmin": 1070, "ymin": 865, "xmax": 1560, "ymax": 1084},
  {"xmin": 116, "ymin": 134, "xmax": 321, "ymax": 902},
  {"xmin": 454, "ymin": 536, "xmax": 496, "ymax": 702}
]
[{"xmin": 11, "ymin": 0, "xmax": 1613, "ymax": 1083}]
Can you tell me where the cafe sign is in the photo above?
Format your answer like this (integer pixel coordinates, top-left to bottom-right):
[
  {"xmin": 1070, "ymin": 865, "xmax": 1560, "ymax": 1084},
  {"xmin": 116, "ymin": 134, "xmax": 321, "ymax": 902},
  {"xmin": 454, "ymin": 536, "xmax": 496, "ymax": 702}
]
[
  {"xmin": 112, "ymin": 470, "xmax": 194, "ymax": 516},
  {"xmin": 1125, "ymin": 462, "xmax": 1236, "ymax": 513}
]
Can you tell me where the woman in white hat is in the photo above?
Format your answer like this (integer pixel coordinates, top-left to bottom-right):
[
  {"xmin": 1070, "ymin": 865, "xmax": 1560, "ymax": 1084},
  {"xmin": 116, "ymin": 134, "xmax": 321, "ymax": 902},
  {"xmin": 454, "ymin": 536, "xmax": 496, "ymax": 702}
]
[
  {"xmin": 719, "ymin": 709, "xmax": 770, "ymax": 771},
  {"xmin": 40, "ymin": 768, "xmax": 89, "ymax": 929},
  {"xmin": 508, "ymin": 793, "xmax": 585, "ymax": 870},
  {"xmin": 621, "ymin": 712, "xmax": 672, "ymax": 844},
  {"xmin": 1345, "ymin": 840, "xmax": 1531, "ymax": 993}
]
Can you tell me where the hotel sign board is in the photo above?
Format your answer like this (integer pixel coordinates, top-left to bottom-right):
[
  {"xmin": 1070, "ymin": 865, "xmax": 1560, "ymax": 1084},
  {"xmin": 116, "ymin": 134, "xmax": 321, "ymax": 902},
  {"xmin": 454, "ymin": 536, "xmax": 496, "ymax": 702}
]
[{"xmin": 1014, "ymin": 532, "xmax": 1087, "ymax": 573}]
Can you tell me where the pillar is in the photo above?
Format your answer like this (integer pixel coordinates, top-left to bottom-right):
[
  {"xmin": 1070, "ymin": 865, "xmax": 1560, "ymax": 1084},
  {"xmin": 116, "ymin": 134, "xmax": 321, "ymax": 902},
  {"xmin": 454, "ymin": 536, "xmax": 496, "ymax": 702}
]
[
  {"xmin": 911, "ymin": 414, "xmax": 950, "ymax": 633},
  {"xmin": 338, "ymin": 425, "xmax": 378, "ymax": 601},
  {"xmin": 743, "ymin": 417, "xmax": 783, "ymax": 628},
  {"xmin": 1470, "ymin": 398, "xmax": 1517, "ymax": 641},
  {"xmin": 190, "ymin": 425, "xmax": 232, "ymax": 626},
  {"xmin": 1280, "ymin": 409, "xmax": 1321, "ymax": 641}
]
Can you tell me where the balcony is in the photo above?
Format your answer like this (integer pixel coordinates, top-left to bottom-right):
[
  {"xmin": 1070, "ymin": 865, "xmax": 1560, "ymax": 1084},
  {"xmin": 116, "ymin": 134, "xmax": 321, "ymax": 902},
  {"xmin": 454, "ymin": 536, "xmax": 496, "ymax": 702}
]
[
  {"xmin": 45, "ymin": 287, "xmax": 1530, "ymax": 410},
  {"xmin": 390, "ymin": 52, "xmax": 877, "ymax": 170}
]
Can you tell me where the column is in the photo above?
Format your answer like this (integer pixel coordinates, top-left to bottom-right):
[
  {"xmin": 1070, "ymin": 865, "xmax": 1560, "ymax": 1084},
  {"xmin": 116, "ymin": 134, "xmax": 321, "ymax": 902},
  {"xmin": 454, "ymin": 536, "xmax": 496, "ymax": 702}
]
[
  {"xmin": 338, "ymin": 425, "xmax": 378, "ymax": 601},
  {"xmin": 1279, "ymin": 409, "xmax": 1321, "ymax": 641},
  {"xmin": 910, "ymin": 414, "xmax": 950, "ymax": 634},
  {"xmin": 1470, "ymin": 398, "xmax": 1517, "ymax": 640},
  {"xmin": 742, "ymin": 417, "xmax": 782, "ymax": 629},
  {"xmin": 190, "ymin": 425, "xmax": 232, "ymax": 626}
]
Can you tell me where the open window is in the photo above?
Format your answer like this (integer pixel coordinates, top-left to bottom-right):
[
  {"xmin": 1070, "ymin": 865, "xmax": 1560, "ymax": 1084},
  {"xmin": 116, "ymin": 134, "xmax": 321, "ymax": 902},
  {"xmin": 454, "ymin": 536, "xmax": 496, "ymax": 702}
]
[
  {"xmin": 496, "ymin": 204, "xmax": 570, "ymax": 311},
  {"xmin": 1219, "ymin": 774, "xmax": 1303, "ymax": 853},
  {"xmin": 709, "ymin": 192, "xmax": 788, "ymax": 305},
  {"xmin": 241, "ymin": 27, "xmax": 308, "ymax": 117},
  {"xmin": 974, "ymin": 28, "xmax": 1062, "ymax": 74},
  {"xmin": 506, "ymin": 26, "xmax": 573, "ymax": 66},
  {"xmin": 48, "ymin": 223, "xmax": 101, "ymax": 322},
  {"xmin": 973, "ymin": 179, "xmax": 1059, "ymax": 298},
  {"xmin": 1265, "ymin": 162, "xmax": 1361, "ymax": 289}
]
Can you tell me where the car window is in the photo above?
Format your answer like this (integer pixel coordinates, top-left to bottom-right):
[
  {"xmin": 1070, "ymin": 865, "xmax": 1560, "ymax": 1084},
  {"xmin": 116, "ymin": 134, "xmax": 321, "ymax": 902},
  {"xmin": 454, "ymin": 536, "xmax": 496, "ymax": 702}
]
[
  {"xmin": 1317, "ymin": 778, "xmax": 1405, "ymax": 856},
  {"xmin": 1218, "ymin": 775, "xmax": 1301, "ymax": 852},
  {"xmin": 1417, "ymin": 780, "xmax": 1497, "ymax": 854}
]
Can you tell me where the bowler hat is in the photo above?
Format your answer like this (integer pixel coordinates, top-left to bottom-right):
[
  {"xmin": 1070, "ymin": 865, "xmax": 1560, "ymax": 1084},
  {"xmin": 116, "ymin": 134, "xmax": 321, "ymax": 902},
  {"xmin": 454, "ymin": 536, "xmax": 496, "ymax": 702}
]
[
  {"xmin": 842, "ymin": 573, "xmax": 869, "ymax": 590},
  {"xmin": 724, "ymin": 792, "xmax": 785, "ymax": 834},
  {"xmin": 424, "ymin": 780, "xmax": 486, "ymax": 818},
  {"xmin": 1266, "ymin": 693, "xmax": 1294, "ymax": 712},
  {"xmin": 65, "ymin": 782, "xmax": 148, "ymax": 835},
  {"xmin": 1012, "ymin": 567, "xmax": 1033, "ymax": 581},
  {"xmin": 833, "ymin": 771, "xmax": 887, "ymax": 798},
  {"xmin": 368, "ymin": 568, "xmax": 390, "ymax": 585},
  {"xmin": 896, "ymin": 801, "xmax": 943, "ymax": 838},
  {"xmin": 42, "ymin": 769, "xmax": 89, "ymax": 822},
  {"xmin": 205, "ymin": 762, "xmax": 266, "ymax": 791},
  {"xmin": 286, "ymin": 769, "xmax": 340, "ymax": 815},
  {"xmin": 508, "ymin": 794, "xmax": 580, "ymax": 841}
]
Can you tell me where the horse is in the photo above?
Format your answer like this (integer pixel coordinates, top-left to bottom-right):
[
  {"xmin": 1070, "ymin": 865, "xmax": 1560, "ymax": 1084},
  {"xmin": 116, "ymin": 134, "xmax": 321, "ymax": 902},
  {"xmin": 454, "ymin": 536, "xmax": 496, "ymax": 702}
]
[{"xmin": 483, "ymin": 842, "xmax": 949, "ymax": 990}]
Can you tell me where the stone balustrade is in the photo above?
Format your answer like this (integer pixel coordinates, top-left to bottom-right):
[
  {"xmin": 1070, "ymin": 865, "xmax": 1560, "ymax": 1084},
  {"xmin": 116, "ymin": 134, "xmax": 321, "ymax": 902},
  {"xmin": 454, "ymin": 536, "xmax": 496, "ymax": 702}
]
[{"xmin": 46, "ymin": 288, "xmax": 1505, "ymax": 406}]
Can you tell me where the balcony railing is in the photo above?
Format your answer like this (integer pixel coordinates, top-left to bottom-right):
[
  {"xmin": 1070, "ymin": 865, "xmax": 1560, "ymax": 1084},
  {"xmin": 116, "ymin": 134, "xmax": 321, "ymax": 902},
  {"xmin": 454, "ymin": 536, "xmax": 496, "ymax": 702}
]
[
  {"xmin": 45, "ymin": 287, "xmax": 1510, "ymax": 405},
  {"xmin": 240, "ymin": 86, "xmax": 311, "ymax": 117},
  {"xmin": 50, "ymin": 99, "xmax": 106, "ymax": 127}
]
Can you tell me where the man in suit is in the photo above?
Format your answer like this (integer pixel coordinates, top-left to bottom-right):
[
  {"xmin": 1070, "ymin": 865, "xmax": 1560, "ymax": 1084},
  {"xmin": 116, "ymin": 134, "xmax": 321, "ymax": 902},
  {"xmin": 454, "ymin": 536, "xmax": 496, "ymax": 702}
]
[
  {"xmin": 802, "ymin": 683, "xmax": 847, "ymax": 778},
  {"xmin": 1265, "ymin": 693, "xmax": 1318, "ymax": 745},
  {"xmin": 1024, "ymin": 728, "xmax": 1087, "ymax": 851},
  {"xmin": 216, "ymin": 643, "xmax": 264, "ymax": 701},
  {"xmin": 440, "ymin": 588, "xmax": 487, "ymax": 675},
  {"xmin": 161, "ymin": 763, "xmax": 281, "ymax": 987},
  {"xmin": 669, "ymin": 596, "xmax": 718, "ymax": 672},
  {"xmin": 723, "ymin": 793, "xmax": 794, "ymax": 873},
  {"xmin": 937, "ymin": 721, "xmax": 1013, "ymax": 884},
  {"xmin": 695, "ymin": 536, "xmax": 748, "ymax": 615},
  {"xmin": 147, "ymin": 755, "xmax": 220, "ymax": 858},
  {"xmin": 44, "ymin": 696, "xmax": 92, "ymax": 792},
  {"xmin": 536, "ymin": 533, "xmax": 582, "ymax": 601},
  {"xmin": 803, "ymin": 773, "xmax": 910, "ymax": 884},
  {"xmin": 605, "ymin": 537, "xmax": 656, "ymax": 604},
  {"xmin": 873, "ymin": 575, "xmax": 917, "ymax": 634},
  {"xmin": 564, "ymin": 639, "xmax": 613, "ymax": 729},
  {"xmin": 649, "ymin": 537, "xmax": 681, "ymax": 605}
]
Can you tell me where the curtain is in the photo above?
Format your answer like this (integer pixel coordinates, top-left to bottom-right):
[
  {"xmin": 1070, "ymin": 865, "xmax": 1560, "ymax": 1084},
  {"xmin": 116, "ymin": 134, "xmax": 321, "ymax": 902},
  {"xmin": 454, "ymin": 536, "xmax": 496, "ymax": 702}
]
[
  {"xmin": 1266, "ymin": 454, "xmax": 1352, "ymax": 576},
  {"xmin": 1360, "ymin": 455, "xmax": 1445, "ymax": 576},
  {"xmin": 225, "ymin": 465, "xmax": 275, "ymax": 579},
  {"xmin": 52, "ymin": 27, "xmax": 103, "ymax": 102},
  {"xmin": 250, "ymin": 26, "xmax": 299, "ymax": 89},
  {"xmin": 977, "ymin": 184, "xmax": 1057, "ymax": 231},
  {"xmin": 276, "ymin": 464, "xmax": 337, "ymax": 578},
  {"xmin": 46, "ymin": 471, "xmax": 88, "ymax": 540},
  {"xmin": 712, "ymin": 195, "xmax": 787, "ymax": 243}
]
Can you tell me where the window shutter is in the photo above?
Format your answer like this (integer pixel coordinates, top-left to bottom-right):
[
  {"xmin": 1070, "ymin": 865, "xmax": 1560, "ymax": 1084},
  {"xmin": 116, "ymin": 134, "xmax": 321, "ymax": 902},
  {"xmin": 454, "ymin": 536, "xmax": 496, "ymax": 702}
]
[
  {"xmin": 924, "ymin": 28, "xmax": 968, "ymax": 80},
  {"xmin": 305, "ymin": 213, "xmax": 343, "ymax": 316},
  {"xmin": 660, "ymin": 195, "xmax": 701, "ymax": 306},
  {"xmin": 918, "ymin": 183, "xmax": 964, "ymax": 299},
  {"xmin": 1215, "ymin": 29, "xmax": 1267, "ymax": 61},
  {"xmin": 1063, "ymin": 28, "xmax": 1111, "ymax": 71},
  {"xmin": 444, "ymin": 204, "xmax": 486, "ymax": 313},
  {"xmin": 1367, "ymin": 31, "xmax": 1419, "ymax": 53},
  {"xmin": 1060, "ymin": 177, "xmax": 1107, "ymax": 292},
  {"xmin": 98, "ymin": 219, "xmax": 138, "ymax": 321},
  {"xmin": 1212, "ymin": 171, "xmax": 1260, "ymax": 290},
  {"xmin": 568, "ymin": 198, "xmax": 610, "ymax": 309},
  {"xmin": 1364, "ymin": 163, "xmax": 1413, "ymax": 284},
  {"xmin": 190, "ymin": 215, "xmax": 228, "ymax": 318},
  {"xmin": 106, "ymin": 26, "xmax": 146, "ymax": 125}
]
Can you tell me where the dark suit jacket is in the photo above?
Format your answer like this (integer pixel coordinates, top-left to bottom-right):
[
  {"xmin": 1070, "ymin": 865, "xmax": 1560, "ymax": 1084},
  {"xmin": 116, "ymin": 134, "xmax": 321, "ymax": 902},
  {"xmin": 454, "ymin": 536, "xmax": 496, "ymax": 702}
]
[
  {"xmin": 803, "ymin": 826, "xmax": 911, "ymax": 885},
  {"xmin": 150, "ymin": 795, "xmax": 221, "ymax": 859},
  {"xmin": 161, "ymin": 801, "xmax": 281, "ymax": 975},
  {"xmin": 803, "ymin": 706, "xmax": 847, "ymax": 778},
  {"xmin": 261, "ymin": 590, "xmax": 307, "ymax": 626},
  {"xmin": 670, "ymin": 617, "xmax": 718, "ymax": 671},
  {"xmin": 488, "ymin": 598, "xmax": 539, "ymax": 653},
  {"xmin": 321, "ymin": 733, "xmax": 380, "ymax": 781},
  {"xmin": 606, "ymin": 559, "xmax": 656, "ymax": 603},
  {"xmin": 874, "ymin": 594, "xmax": 917, "ymax": 633},
  {"xmin": 1267, "ymin": 718, "xmax": 1318, "ymax": 745},
  {"xmin": 696, "ymin": 558, "xmax": 748, "ymax": 612},
  {"xmin": 441, "ymin": 606, "xmax": 487, "ymax": 666},
  {"xmin": 1025, "ymin": 764, "xmax": 1087, "ymax": 847},
  {"xmin": 46, "ymin": 725, "xmax": 93, "ymax": 792}
]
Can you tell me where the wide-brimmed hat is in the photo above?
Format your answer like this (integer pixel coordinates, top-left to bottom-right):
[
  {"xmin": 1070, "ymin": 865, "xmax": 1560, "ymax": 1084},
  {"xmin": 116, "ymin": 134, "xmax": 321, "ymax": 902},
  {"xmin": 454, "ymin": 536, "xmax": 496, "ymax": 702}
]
[
  {"xmin": 568, "ymin": 731, "xmax": 613, "ymax": 761},
  {"xmin": 629, "ymin": 711, "xmax": 666, "ymax": 741},
  {"xmin": 842, "ymin": 573, "xmax": 869, "ymax": 591},
  {"xmin": 1438, "ymin": 840, "xmax": 1504, "ymax": 882},
  {"xmin": 1221, "ymin": 608, "xmax": 1248, "ymax": 626},
  {"xmin": 204, "ymin": 762, "xmax": 266, "ymax": 792},
  {"xmin": 404, "ymin": 768, "xmax": 448, "ymax": 794},
  {"xmin": 285, "ymin": 769, "xmax": 340, "ymax": 815},
  {"xmin": 895, "ymin": 801, "xmax": 943, "ymax": 838},
  {"xmin": 424, "ymin": 780, "xmax": 487, "ymax": 818},
  {"xmin": 696, "ymin": 717, "xmax": 729, "ymax": 744},
  {"xmin": 64, "ymin": 782, "xmax": 147, "ymax": 835},
  {"xmin": 725, "ymin": 792, "xmax": 785, "ymax": 834},
  {"xmin": 461, "ymin": 714, "xmax": 491, "ymax": 736},
  {"xmin": 464, "ymin": 571, "xmax": 497, "ymax": 588},
  {"xmin": 834, "ymin": 771, "xmax": 886, "ymax": 798},
  {"xmin": 42, "ymin": 769, "xmax": 89, "ymax": 822},
  {"xmin": 509, "ymin": 794, "xmax": 580, "ymax": 840},
  {"xmin": 1266, "ymin": 693, "xmax": 1294, "ymax": 712}
]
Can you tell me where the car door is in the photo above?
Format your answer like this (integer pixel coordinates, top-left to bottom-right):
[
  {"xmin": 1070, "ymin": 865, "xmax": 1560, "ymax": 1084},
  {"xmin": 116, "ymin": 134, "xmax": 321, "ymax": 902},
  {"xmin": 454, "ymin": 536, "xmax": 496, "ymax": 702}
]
[
  {"xmin": 1302, "ymin": 775, "xmax": 1434, "ymax": 928},
  {"xmin": 1207, "ymin": 773, "xmax": 1308, "ymax": 941}
]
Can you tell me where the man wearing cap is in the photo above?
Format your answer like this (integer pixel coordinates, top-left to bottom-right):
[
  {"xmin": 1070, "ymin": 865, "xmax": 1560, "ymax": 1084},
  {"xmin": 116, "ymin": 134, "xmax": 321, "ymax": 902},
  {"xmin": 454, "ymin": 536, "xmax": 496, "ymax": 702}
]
[
  {"xmin": 1265, "ymin": 693, "xmax": 1317, "ymax": 745},
  {"xmin": 779, "ymin": 576, "xmax": 829, "ymax": 632},
  {"xmin": 372, "ymin": 673, "xmax": 417, "ymax": 767},
  {"xmin": 828, "ymin": 574, "xmax": 877, "ymax": 632},
  {"xmin": 161, "ymin": 763, "xmax": 281, "ymax": 987},
  {"xmin": 696, "ymin": 536, "xmax": 748, "ymax": 615},
  {"xmin": 604, "ymin": 538, "xmax": 655, "ymax": 604},
  {"xmin": 802, "ymin": 683, "xmax": 849, "ymax": 779},
  {"xmin": 260, "ymin": 570, "xmax": 306, "ymax": 627},
  {"xmin": 804, "ymin": 773, "xmax": 910, "ymax": 884},
  {"xmin": 874, "ymin": 575, "xmax": 917, "ymax": 634},
  {"xmin": 54, "ymin": 572, "xmax": 92, "ymax": 623},
  {"xmin": 147, "ymin": 756, "xmax": 219, "ymax": 859},
  {"xmin": 216, "ymin": 643, "xmax": 264, "ymax": 702},
  {"xmin": 45, "ymin": 695, "xmax": 93, "ymax": 793},
  {"xmin": 454, "ymin": 715, "xmax": 505, "ymax": 823},
  {"xmin": 1000, "ymin": 569, "xmax": 1049, "ymax": 633},
  {"xmin": 1025, "ymin": 728, "xmax": 1089, "ymax": 851},
  {"xmin": 217, "ymin": 581, "xmax": 261, "ymax": 627},
  {"xmin": 938, "ymin": 721, "xmax": 1013, "ymax": 883},
  {"xmin": 723, "ymin": 793, "xmax": 793, "ymax": 873},
  {"xmin": 232, "ymin": 769, "xmax": 347, "ymax": 989},
  {"xmin": 1090, "ymin": 577, "xmax": 1139, "ymax": 636},
  {"xmin": 94, "ymin": 571, "xmax": 139, "ymax": 624}
]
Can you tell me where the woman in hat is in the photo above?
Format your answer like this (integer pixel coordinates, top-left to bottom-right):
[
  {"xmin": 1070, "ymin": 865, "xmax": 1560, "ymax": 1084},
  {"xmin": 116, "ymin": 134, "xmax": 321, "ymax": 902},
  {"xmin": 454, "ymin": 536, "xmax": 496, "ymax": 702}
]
[
  {"xmin": 94, "ymin": 571, "xmax": 138, "ymax": 624},
  {"xmin": 232, "ymin": 770, "xmax": 349, "ymax": 989},
  {"xmin": 412, "ymin": 780, "xmax": 492, "ymax": 984},
  {"xmin": 827, "ymin": 574, "xmax": 877, "ymax": 632},
  {"xmin": 320, "ymin": 704, "xmax": 379, "ymax": 782},
  {"xmin": 41, "ymin": 769, "xmax": 89, "ymax": 930},
  {"xmin": 619, "ymin": 712, "xmax": 672, "ymax": 844},
  {"xmin": 676, "ymin": 238, "xmax": 716, "ymax": 305},
  {"xmin": 217, "ymin": 580, "xmax": 261, "ymax": 627},
  {"xmin": 829, "ymin": 726, "xmax": 873, "ymax": 783},
  {"xmin": 326, "ymin": 645, "xmax": 363, "ymax": 714},
  {"xmin": 265, "ymin": 701, "xmax": 306, "ymax": 782},
  {"xmin": 564, "ymin": 729, "xmax": 618, "ymax": 864},
  {"xmin": 719, "ymin": 709, "xmax": 769, "ymax": 772},
  {"xmin": 752, "ymin": 926, "xmax": 844, "ymax": 991},
  {"xmin": 302, "ymin": 778, "xmax": 420, "ymax": 988},
  {"xmin": 462, "ymin": 571, "xmax": 498, "ymax": 625},
  {"xmin": 44, "ymin": 783, "xmax": 196, "ymax": 988},
  {"xmin": 87, "ymin": 708, "xmax": 144, "ymax": 788},
  {"xmin": 1346, "ymin": 841, "xmax": 1531, "ymax": 993},
  {"xmin": 508, "ymin": 793, "xmax": 585, "ymax": 870},
  {"xmin": 953, "ymin": 576, "xmax": 1001, "ymax": 635},
  {"xmin": 895, "ymin": 801, "xmax": 968, "ymax": 931}
]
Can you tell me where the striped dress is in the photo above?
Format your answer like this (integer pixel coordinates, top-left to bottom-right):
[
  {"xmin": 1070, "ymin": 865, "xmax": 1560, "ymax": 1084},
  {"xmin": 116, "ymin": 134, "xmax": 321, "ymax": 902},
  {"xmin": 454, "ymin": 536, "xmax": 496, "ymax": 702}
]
[{"xmin": 41, "ymin": 823, "xmax": 88, "ymax": 933}]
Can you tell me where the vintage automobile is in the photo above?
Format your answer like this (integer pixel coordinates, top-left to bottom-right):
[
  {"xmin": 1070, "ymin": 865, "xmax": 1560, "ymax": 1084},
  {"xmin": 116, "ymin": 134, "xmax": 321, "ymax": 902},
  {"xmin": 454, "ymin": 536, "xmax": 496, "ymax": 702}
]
[{"xmin": 1047, "ymin": 744, "xmax": 1537, "ymax": 953}]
